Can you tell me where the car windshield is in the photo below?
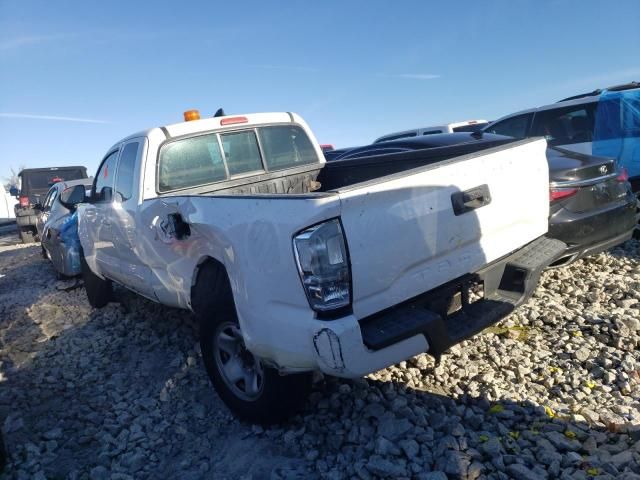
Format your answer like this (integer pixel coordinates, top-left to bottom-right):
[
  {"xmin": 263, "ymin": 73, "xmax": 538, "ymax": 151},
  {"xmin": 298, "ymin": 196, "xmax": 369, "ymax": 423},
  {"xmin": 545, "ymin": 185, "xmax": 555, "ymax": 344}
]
[
  {"xmin": 593, "ymin": 89, "xmax": 640, "ymax": 165},
  {"xmin": 594, "ymin": 89, "xmax": 640, "ymax": 141}
]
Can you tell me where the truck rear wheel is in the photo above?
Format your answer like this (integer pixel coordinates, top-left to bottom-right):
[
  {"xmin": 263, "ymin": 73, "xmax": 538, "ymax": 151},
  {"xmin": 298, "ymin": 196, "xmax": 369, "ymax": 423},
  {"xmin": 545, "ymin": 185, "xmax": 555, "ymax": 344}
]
[
  {"xmin": 193, "ymin": 262, "xmax": 311, "ymax": 424},
  {"xmin": 80, "ymin": 252, "xmax": 113, "ymax": 308},
  {"xmin": 19, "ymin": 227, "xmax": 35, "ymax": 244}
]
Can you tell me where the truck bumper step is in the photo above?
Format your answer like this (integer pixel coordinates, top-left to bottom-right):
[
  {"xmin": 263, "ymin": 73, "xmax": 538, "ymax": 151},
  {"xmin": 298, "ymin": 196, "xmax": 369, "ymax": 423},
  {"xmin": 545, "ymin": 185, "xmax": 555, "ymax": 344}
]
[{"xmin": 359, "ymin": 236, "xmax": 566, "ymax": 356}]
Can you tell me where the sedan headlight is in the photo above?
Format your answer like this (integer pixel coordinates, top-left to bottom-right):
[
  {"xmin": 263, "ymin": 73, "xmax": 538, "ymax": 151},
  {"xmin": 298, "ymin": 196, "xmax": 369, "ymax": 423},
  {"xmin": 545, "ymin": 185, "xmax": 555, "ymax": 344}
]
[{"xmin": 293, "ymin": 218, "xmax": 351, "ymax": 312}]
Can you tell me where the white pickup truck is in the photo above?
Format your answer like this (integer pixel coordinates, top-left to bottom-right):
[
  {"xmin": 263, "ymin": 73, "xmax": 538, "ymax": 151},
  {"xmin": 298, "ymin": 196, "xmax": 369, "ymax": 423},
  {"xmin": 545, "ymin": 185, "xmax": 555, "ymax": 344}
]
[{"xmin": 71, "ymin": 110, "xmax": 565, "ymax": 422}]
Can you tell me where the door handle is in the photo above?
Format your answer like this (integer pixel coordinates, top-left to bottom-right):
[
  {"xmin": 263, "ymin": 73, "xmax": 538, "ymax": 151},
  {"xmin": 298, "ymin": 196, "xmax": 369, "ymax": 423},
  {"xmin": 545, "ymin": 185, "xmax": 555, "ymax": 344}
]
[{"xmin": 451, "ymin": 184, "xmax": 492, "ymax": 216}]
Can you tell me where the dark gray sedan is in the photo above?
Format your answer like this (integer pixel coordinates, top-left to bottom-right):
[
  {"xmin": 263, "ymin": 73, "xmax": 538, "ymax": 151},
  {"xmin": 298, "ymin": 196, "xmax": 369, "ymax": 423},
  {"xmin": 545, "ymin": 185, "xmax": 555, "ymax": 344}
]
[{"xmin": 36, "ymin": 178, "xmax": 93, "ymax": 277}]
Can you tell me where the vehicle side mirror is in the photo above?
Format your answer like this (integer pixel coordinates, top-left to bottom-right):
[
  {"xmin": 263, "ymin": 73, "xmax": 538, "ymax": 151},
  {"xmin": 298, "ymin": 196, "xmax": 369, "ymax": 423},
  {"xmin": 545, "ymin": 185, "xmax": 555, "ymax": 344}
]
[
  {"xmin": 59, "ymin": 184, "xmax": 86, "ymax": 209},
  {"xmin": 9, "ymin": 186, "xmax": 18, "ymax": 197}
]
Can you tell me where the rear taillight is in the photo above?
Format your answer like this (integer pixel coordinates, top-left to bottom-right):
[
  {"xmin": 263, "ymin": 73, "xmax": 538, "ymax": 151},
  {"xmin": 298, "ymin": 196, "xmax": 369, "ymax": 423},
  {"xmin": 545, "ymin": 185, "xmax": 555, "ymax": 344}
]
[
  {"xmin": 19, "ymin": 196, "xmax": 29, "ymax": 207},
  {"xmin": 293, "ymin": 219, "xmax": 351, "ymax": 312},
  {"xmin": 616, "ymin": 167, "xmax": 629, "ymax": 182},
  {"xmin": 549, "ymin": 187, "xmax": 578, "ymax": 202}
]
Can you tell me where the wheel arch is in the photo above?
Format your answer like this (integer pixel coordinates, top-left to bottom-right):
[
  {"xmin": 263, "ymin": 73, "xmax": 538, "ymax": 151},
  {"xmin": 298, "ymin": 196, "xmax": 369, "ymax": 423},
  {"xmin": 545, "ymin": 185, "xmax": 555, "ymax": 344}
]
[{"xmin": 189, "ymin": 255, "xmax": 236, "ymax": 314}]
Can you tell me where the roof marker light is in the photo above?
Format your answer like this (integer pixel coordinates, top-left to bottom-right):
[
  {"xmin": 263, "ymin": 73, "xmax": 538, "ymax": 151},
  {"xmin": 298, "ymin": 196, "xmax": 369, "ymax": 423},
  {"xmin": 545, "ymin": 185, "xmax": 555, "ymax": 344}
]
[
  {"xmin": 183, "ymin": 110, "xmax": 201, "ymax": 122},
  {"xmin": 220, "ymin": 116, "xmax": 248, "ymax": 126}
]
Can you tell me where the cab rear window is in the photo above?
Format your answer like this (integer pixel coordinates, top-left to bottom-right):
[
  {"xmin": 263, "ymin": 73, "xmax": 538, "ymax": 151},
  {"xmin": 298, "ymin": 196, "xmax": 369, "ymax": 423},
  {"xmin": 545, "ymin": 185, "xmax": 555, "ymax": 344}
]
[
  {"xmin": 258, "ymin": 125, "xmax": 318, "ymax": 170},
  {"xmin": 158, "ymin": 125, "xmax": 320, "ymax": 192},
  {"xmin": 159, "ymin": 134, "xmax": 227, "ymax": 192},
  {"xmin": 22, "ymin": 168, "xmax": 86, "ymax": 192}
]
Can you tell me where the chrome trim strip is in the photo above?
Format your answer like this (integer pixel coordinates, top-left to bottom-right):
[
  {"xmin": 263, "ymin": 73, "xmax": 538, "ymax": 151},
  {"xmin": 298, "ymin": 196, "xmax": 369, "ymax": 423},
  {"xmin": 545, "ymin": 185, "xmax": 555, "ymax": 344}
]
[{"xmin": 549, "ymin": 172, "xmax": 618, "ymax": 188}]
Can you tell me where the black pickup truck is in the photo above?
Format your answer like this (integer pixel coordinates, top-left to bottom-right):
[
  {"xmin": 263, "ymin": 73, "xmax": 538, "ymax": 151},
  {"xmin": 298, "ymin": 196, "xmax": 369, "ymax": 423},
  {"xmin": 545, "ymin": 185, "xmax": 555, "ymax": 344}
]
[
  {"xmin": 10, "ymin": 166, "xmax": 88, "ymax": 243},
  {"xmin": 324, "ymin": 133, "xmax": 636, "ymax": 266}
]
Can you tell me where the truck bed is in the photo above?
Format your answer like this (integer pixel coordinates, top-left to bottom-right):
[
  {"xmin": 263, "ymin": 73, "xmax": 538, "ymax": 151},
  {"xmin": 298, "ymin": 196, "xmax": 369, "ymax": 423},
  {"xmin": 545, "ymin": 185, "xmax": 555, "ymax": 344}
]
[{"xmin": 317, "ymin": 137, "xmax": 514, "ymax": 190}]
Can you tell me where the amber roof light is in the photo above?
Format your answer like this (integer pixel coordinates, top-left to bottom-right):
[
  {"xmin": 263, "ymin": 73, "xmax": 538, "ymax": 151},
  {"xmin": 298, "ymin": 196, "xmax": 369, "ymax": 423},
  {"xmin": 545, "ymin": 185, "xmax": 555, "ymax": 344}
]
[{"xmin": 183, "ymin": 110, "xmax": 201, "ymax": 122}]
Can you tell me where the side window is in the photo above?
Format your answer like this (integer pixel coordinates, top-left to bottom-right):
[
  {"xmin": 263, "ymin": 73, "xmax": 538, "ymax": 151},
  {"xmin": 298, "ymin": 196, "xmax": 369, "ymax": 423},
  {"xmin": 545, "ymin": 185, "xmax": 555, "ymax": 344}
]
[
  {"xmin": 93, "ymin": 151, "xmax": 119, "ymax": 203},
  {"xmin": 452, "ymin": 124, "xmax": 487, "ymax": 133},
  {"xmin": 423, "ymin": 130, "xmax": 443, "ymax": 135},
  {"xmin": 115, "ymin": 142, "xmax": 139, "ymax": 203},
  {"xmin": 158, "ymin": 134, "xmax": 226, "ymax": 192},
  {"xmin": 531, "ymin": 104, "xmax": 597, "ymax": 145},
  {"xmin": 220, "ymin": 131, "xmax": 263, "ymax": 176},
  {"xmin": 258, "ymin": 125, "xmax": 319, "ymax": 170},
  {"xmin": 43, "ymin": 188, "xmax": 57, "ymax": 210},
  {"xmin": 485, "ymin": 114, "xmax": 533, "ymax": 139}
]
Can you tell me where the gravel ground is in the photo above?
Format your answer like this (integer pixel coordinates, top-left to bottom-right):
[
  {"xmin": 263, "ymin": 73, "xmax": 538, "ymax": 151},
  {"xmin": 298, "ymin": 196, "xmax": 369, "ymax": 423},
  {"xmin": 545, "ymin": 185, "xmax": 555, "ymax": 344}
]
[{"xmin": 0, "ymin": 230, "xmax": 639, "ymax": 479}]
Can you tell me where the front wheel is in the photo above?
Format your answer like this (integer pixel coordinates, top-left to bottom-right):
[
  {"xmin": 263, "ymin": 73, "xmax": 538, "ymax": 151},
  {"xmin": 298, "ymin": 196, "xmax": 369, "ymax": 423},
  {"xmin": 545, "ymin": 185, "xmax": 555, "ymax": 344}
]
[
  {"xmin": 80, "ymin": 252, "xmax": 112, "ymax": 308},
  {"xmin": 193, "ymin": 263, "xmax": 311, "ymax": 424}
]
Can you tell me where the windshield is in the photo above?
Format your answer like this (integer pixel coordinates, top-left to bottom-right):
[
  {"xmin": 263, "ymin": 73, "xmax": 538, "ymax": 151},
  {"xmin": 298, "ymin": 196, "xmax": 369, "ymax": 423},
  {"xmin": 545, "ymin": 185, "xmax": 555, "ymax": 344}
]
[
  {"xmin": 593, "ymin": 89, "xmax": 640, "ymax": 176},
  {"xmin": 594, "ymin": 89, "xmax": 640, "ymax": 141}
]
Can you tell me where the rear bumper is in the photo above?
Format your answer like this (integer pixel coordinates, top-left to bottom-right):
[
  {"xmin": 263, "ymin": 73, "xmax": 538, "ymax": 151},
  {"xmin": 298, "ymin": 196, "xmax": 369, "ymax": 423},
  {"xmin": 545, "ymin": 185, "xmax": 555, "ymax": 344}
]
[
  {"xmin": 578, "ymin": 229, "xmax": 633, "ymax": 258},
  {"xmin": 548, "ymin": 196, "xmax": 636, "ymax": 264},
  {"xmin": 15, "ymin": 208, "xmax": 39, "ymax": 228},
  {"xmin": 310, "ymin": 236, "xmax": 566, "ymax": 378}
]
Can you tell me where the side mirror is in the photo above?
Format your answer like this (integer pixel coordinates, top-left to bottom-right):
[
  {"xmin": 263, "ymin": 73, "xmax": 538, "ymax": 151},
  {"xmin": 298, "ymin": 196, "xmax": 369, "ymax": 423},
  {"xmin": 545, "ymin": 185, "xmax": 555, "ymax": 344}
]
[
  {"xmin": 9, "ymin": 186, "xmax": 18, "ymax": 197},
  {"xmin": 59, "ymin": 184, "xmax": 86, "ymax": 209}
]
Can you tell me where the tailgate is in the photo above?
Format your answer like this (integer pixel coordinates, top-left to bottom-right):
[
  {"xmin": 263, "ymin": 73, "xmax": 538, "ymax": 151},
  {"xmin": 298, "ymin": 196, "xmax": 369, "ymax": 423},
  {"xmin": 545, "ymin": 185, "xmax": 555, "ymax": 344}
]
[{"xmin": 337, "ymin": 138, "xmax": 550, "ymax": 319}]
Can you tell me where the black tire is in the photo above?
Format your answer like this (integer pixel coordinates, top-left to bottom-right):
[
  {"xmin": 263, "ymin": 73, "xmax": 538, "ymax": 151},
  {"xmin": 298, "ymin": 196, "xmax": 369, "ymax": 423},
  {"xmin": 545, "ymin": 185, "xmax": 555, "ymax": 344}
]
[
  {"xmin": 19, "ymin": 228, "xmax": 35, "ymax": 244},
  {"xmin": 193, "ymin": 262, "xmax": 311, "ymax": 424},
  {"xmin": 80, "ymin": 252, "xmax": 113, "ymax": 308}
]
